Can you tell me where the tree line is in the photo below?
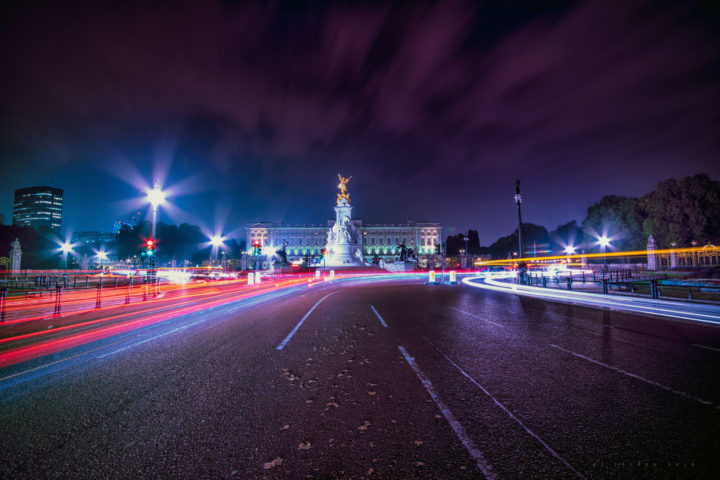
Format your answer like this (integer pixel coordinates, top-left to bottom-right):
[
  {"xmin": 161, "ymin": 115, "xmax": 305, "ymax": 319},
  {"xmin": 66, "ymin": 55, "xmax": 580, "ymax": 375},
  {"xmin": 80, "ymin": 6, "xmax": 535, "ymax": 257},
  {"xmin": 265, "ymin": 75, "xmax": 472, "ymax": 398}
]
[{"xmin": 447, "ymin": 174, "xmax": 720, "ymax": 259}]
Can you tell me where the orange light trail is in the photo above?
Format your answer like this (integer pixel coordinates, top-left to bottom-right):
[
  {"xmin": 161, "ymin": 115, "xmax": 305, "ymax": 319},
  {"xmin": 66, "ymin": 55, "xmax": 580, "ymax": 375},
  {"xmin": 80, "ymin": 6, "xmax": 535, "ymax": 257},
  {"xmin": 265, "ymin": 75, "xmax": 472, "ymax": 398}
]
[{"xmin": 474, "ymin": 246, "xmax": 719, "ymax": 266}]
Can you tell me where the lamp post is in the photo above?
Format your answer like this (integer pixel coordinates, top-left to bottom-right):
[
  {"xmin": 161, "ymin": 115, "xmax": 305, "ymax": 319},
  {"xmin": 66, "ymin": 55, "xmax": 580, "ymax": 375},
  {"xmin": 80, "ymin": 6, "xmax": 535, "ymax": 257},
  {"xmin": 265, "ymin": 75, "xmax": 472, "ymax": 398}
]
[
  {"xmin": 97, "ymin": 250, "xmax": 108, "ymax": 271},
  {"xmin": 146, "ymin": 181, "xmax": 165, "ymax": 242},
  {"xmin": 514, "ymin": 180, "xmax": 523, "ymax": 259},
  {"xmin": 597, "ymin": 234, "xmax": 611, "ymax": 279},
  {"xmin": 210, "ymin": 235, "xmax": 223, "ymax": 268},
  {"xmin": 60, "ymin": 241, "xmax": 73, "ymax": 269},
  {"xmin": 463, "ymin": 236, "xmax": 469, "ymax": 268}
]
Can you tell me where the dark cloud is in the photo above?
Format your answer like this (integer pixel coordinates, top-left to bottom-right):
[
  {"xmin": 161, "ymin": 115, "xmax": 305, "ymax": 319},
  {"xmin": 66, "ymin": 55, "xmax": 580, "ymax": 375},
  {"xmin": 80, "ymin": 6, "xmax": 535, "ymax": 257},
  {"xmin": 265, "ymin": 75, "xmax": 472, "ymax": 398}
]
[{"xmin": 1, "ymin": 0, "xmax": 718, "ymax": 241}]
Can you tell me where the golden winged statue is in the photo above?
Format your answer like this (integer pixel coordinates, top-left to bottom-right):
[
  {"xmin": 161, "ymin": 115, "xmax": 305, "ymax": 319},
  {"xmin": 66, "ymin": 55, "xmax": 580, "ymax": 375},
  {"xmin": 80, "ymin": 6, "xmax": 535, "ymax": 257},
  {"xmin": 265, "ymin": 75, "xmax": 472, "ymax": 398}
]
[{"xmin": 337, "ymin": 174, "xmax": 352, "ymax": 205}]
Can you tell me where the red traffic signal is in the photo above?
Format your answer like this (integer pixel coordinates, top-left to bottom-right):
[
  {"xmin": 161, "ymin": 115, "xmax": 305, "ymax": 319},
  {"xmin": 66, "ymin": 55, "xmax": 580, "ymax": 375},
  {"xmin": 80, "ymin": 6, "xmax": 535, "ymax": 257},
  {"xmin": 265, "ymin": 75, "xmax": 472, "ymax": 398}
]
[{"xmin": 146, "ymin": 240, "xmax": 154, "ymax": 247}]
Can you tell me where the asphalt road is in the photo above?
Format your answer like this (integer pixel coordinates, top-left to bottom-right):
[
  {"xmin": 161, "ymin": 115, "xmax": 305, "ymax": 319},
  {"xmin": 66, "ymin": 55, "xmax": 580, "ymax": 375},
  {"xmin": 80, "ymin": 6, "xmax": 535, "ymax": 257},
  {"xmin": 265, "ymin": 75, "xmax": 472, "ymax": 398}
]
[{"xmin": 1, "ymin": 277, "xmax": 719, "ymax": 479}]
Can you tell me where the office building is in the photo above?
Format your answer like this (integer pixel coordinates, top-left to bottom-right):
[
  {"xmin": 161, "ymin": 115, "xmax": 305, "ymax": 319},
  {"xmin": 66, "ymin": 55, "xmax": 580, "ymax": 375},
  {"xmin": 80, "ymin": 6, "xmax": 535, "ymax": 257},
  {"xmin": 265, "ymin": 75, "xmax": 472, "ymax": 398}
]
[{"xmin": 12, "ymin": 186, "xmax": 64, "ymax": 231}]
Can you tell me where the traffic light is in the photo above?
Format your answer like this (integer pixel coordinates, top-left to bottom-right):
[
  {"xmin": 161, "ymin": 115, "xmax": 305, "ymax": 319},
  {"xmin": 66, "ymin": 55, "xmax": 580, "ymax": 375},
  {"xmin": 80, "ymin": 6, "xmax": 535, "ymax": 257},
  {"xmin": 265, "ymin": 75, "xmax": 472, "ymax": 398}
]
[
  {"xmin": 146, "ymin": 239, "xmax": 155, "ymax": 256},
  {"xmin": 253, "ymin": 239, "xmax": 261, "ymax": 255}
]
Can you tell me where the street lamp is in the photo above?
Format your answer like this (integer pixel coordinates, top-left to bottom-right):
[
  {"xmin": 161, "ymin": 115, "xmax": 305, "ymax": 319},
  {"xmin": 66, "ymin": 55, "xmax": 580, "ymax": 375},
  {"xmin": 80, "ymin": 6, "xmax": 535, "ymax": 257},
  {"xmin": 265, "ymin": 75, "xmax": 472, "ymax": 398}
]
[
  {"xmin": 210, "ymin": 234, "xmax": 224, "ymax": 267},
  {"xmin": 596, "ymin": 234, "xmax": 611, "ymax": 270},
  {"xmin": 463, "ymin": 236, "xmax": 469, "ymax": 268},
  {"xmin": 564, "ymin": 245, "xmax": 576, "ymax": 255},
  {"xmin": 96, "ymin": 250, "xmax": 108, "ymax": 270},
  {"xmin": 514, "ymin": 179, "xmax": 523, "ymax": 259},
  {"xmin": 59, "ymin": 241, "xmax": 73, "ymax": 269},
  {"xmin": 146, "ymin": 181, "xmax": 166, "ymax": 241}
]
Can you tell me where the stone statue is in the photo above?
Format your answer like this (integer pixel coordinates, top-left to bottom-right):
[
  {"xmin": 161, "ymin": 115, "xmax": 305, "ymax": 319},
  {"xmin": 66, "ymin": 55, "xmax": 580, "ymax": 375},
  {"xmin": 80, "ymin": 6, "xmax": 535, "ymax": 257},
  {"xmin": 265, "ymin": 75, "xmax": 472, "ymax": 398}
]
[
  {"xmin": 325, "ymin": 173, "xmax": 364, "ymax": 266},
  {"xmin": 337, "ymin": 174, "xmax": 352, "ymax": 205},
  {"xmin": 399, "ymin": 243, "xmax": 407, "ymax": 261},
  {"xmin": 274, "ymin": 240, "xmax": 289, "ymax": 265},
  {"xmin": 9, "ymin": 238, "xmax": 21, "ymax": 272},
  {"xmin": 647, "ymin": 235, "xmax": 657, "ymax": 271}
]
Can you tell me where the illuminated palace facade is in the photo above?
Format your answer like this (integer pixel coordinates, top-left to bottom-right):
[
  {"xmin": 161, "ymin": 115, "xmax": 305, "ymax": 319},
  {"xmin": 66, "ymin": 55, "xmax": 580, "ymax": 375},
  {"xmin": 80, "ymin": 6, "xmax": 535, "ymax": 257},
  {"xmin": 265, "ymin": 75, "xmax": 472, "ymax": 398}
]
[{"xmin": 245, "ymin": 220, "xmax": 442, "ymax": 262}]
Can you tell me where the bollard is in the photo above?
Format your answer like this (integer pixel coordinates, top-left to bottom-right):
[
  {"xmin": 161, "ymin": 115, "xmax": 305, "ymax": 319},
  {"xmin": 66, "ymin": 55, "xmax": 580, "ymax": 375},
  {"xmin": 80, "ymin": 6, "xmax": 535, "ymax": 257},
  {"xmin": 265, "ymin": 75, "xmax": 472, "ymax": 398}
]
[
  {"xmin": 688, "ymin": 288, "xmax": 693, "ymax": 300},
  {"xmin": 542, "ymin": 276, "xmax": 547, "ymax": 288},
  {"xmin": 631, "ymin": 282, "xmax": 635, "ymax": 294},
  {"xmin": 248, "ymin": 272, "xmax": 255, "ymax": 286},
  {"xmin": 315, "ymin": 269, "xmax": 321, "ymax": 280},
  {"xmin": 54, "ymin": 285, "xmax": 62, "ymax": 315},
  {"xmin": 582, "ymin": 272, "xmax": 586, "ymax": 283},
  {"xmin": 73, "ymin": 276, "xmax": 78, "ymax": 289},
  {"xmin": 0, "ymin": 287, "xmax": 7, "ymax": 322},
  {"xmin": 602, "ymin": 278, "xmax": 609, "ymax": 295},
  {"xmin": 86, "ymin": 276, "xmax": 90, "ymax": 287},
  {"xmin": 96, "ymin": 284, "xmax": 102, "ymax": 308},
  {"xmin": 125, "ymin": 282, "xmax": 131, "ymax": 304},
  {"xmin": 255, "ymin": 271, "xmax": 262, "ymax": 285},
  {"xmin": 428, "ymin": 270, "xmax": 436, "ymax": 283},
  {"xmin": 329, "ymin": 270, "xmax": 335, "ymax": 280},
  {"xmin": 449, "ymin": 270, "xmax": 457, "ymax": 284},
  {"xmin": 567, "ymin": 276, "xmax": 572, "ymax": 290}
]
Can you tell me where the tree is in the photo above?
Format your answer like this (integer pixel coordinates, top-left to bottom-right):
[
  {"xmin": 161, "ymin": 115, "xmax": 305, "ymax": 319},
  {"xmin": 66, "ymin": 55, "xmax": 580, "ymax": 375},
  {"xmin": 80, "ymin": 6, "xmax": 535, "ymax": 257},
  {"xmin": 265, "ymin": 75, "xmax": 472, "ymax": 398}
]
[
  {"xmin": 444, "ymin": 233, "xmax": 466, "ymax": 255},
  {"xmin": 640, "ymin": 174, "xmax": 720, "ymax": 248},
  {"xmin": 467, "ymin": 230, "xmax": 481, "ymax": 254},
  {"xmin": 582, "ymin": 195, "xmax": 645, "ymax": 251},
  {"xmin": 0, "ymin": 224, "xmax": 61, "ymax": 269},
  {"xmin": 486, "ymin": 223, "xmax": 549, "ymax": 259}
]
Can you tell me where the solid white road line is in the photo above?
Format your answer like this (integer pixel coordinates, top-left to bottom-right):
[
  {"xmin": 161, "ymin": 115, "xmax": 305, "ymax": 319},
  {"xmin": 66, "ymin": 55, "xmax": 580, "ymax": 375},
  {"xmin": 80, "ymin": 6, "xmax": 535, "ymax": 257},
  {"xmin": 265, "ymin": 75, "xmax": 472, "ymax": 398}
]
[
  {"xmin": 449, "ymin": 307, "xmax": 505, "ymax": 328},
  {"xmin": 398, "ymin": 345, "xmax": 497, "ymax": 480},
  {"xmin": 370, "ymin": 305, "xmax": 388, "ymax": 328},
  {"xmin": 693, "ymin": 344, "xmax": 720, "ymax": 353},
  {"xmin": 432, "ymin": 344, "xmax": 585, "ymax": 479},
  {"xmin": 550, "ymin": 344, "xmax": 714, "ymax": 407},
  {"xmin": 276, "ymin": 291, "xmax": 337, "ymax": 350}
]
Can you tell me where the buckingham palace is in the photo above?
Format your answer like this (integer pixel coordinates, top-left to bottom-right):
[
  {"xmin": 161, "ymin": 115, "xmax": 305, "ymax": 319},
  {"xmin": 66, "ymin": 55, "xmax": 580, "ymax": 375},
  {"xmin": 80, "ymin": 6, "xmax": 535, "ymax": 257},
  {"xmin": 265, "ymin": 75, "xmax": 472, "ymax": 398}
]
[{"xmin": 245, "ymin": 220, "xmax": 442, "ymax": 263}]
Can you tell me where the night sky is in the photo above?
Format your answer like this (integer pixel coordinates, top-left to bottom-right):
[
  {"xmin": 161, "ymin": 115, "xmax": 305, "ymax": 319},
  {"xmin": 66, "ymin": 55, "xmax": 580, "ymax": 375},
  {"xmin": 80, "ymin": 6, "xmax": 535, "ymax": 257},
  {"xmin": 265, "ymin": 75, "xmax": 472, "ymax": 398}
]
[{"xmin": 1, "ymin": 0, "xmax": 719, "ymax": 243}]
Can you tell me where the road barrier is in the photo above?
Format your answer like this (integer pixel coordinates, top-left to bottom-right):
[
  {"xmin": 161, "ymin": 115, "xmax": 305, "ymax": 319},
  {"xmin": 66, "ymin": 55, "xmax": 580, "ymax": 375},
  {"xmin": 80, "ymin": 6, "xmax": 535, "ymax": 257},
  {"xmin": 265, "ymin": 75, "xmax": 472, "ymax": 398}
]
[
  {"xmin": 0, "ymin": 287, "xmax": 7, "ymax": 322},
  {"xmin": 54, "ymin": 286, "xmax": 62, "ymax": 314},
  {"xmin": 96, "ymin": 284, "xmax": 102, "ymax": 308}
]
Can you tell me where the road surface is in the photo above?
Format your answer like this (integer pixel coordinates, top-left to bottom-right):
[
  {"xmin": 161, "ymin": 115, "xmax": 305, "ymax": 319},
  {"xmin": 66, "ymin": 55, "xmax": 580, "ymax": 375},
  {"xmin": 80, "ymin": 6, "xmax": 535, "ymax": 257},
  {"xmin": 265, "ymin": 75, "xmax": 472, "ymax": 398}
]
[{"xmin": 1, "ymin": 277, "xmax": 719, "ymax": 479}]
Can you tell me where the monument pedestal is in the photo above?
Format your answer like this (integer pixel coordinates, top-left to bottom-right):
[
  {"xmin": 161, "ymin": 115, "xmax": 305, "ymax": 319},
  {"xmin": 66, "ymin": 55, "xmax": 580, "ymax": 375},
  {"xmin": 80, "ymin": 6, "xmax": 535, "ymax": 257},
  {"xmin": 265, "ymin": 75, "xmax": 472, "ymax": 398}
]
[{"xmin": 324, "ymin": 199, "xmax": 364, "ymax": 267}]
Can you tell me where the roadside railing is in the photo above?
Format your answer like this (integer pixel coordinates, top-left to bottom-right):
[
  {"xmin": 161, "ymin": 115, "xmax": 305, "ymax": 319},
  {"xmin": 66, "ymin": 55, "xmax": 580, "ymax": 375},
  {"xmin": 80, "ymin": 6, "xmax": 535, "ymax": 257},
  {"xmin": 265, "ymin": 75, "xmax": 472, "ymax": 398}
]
[{"xmin": 516, "ymin": 270, "xmax": 719, "ymax": 303}]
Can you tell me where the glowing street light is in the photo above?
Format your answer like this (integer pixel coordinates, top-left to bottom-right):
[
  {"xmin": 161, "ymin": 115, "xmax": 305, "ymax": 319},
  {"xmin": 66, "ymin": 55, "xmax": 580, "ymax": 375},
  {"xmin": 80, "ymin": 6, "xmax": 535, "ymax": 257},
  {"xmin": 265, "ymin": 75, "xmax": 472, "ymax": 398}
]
[
  {"xmin": 96, "ymin": 250, "xmax": 108, "ymax": 269},
  {"xmin": 210, "ymin": 235, "xmax": 224, "ymax": 248},
  {"xmin": 60, "ymin": 241, "xmax": 73, "ymax": 254},
  {"xmin": 596, "ymin": 234, "xmax": 612, "ymax": 267},
  {"xmin": 209, "ymin": 234, "xmax": 224, "ymax": 267},
  {"xmin": 145, "ymin": 180, "xmax": 166, "ymax": 241},
  {"xmin": 59, "ymin": 241, "xmax": 73, "ymax": 269},
  {"xmin": 564, "ymin": 245, "xmax": 576, "ymax": 255}
]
